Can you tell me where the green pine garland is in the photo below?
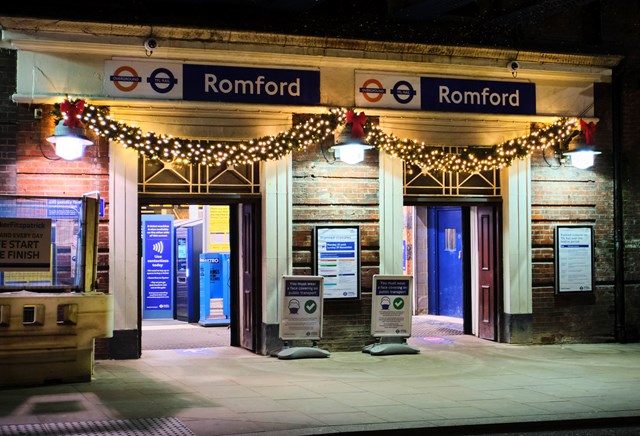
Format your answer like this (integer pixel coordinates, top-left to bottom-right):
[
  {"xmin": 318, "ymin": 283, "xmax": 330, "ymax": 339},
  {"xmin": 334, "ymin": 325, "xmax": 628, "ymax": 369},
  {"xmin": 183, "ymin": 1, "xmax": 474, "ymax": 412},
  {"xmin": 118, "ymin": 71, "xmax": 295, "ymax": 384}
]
[{"xmin": 66, "ymin": 102, "xmax": 578, "ymax": 172}]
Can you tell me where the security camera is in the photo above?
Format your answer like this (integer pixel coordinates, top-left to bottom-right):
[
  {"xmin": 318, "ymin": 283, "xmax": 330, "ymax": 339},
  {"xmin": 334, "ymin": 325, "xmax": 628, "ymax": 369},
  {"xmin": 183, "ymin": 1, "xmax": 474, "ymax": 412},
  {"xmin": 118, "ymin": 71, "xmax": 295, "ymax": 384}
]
[
  {"xmin": 144, "ymin": 38, "xmax": 158, "ymax": 52},
  {"xmin": 507, "ymin": 61, "xmax": 520, "ymax": 73}
]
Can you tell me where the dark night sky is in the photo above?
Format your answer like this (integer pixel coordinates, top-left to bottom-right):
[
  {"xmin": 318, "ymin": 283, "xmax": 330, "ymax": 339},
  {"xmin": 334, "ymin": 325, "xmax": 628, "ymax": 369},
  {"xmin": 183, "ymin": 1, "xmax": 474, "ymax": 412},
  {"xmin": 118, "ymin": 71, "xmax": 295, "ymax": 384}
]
[{"xmin": 0, "ymin": 1, "xmax": 626, "ymax": 55}]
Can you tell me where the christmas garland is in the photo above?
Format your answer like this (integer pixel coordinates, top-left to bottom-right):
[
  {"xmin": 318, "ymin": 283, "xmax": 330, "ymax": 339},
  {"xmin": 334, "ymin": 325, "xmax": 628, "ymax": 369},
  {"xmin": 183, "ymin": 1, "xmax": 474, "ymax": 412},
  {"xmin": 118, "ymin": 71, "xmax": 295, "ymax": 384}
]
[{"xmin": 55, "ymin": 99, "xmax": 579, "ymax": 172}]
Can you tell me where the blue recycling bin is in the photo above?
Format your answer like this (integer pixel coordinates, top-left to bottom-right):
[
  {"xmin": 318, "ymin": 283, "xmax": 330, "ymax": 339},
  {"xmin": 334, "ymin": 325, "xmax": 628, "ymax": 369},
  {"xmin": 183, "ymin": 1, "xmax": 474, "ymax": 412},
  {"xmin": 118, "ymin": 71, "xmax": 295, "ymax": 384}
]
[{"xmin": 199, "ymin": 252, "xmax": 230, "ymax": 326}]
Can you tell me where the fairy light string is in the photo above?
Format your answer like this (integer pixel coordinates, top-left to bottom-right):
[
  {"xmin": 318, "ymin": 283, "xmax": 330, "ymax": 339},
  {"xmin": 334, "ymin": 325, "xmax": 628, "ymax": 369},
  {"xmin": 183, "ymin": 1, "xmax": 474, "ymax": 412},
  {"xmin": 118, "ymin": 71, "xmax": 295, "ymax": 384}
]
[{"xmin": 75, "ymin": 103, "xmax": 578, "ymax": 172}]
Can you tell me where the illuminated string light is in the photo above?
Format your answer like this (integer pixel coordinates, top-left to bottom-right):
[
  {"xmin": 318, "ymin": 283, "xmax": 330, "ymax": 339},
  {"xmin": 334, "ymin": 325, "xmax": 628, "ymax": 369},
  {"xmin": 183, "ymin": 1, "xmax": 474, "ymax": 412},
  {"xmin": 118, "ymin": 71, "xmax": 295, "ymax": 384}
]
[{"xmin": 73, "ymin": 104, "xmax": 578, "ymax": 173}]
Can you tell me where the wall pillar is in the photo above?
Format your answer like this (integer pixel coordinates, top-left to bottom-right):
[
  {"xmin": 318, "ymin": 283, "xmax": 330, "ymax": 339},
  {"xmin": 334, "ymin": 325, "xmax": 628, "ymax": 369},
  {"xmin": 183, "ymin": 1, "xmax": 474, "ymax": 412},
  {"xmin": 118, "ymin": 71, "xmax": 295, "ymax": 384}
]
[
  {"xmin": 379, "ymin": 152, "xmax": 404, "ymax": 275},
  {"xmin": 500, "ymin": 158, "xmax": 533, "ymax": 343},
  {"xmin": 108, "ymin": 142, "xmax": 140, "ymax": 358},
  {"xmin": 261, "ymin": 156, "xmax": 292, "ymax": 352}
]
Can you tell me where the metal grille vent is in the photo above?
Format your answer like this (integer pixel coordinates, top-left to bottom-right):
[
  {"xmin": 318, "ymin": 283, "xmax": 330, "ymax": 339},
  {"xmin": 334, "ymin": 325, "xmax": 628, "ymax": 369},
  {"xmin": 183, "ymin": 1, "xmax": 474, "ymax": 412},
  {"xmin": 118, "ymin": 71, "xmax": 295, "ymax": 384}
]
[{"xmin": 0, "ymin": 417, "xmax": 195, "ymax": 436}]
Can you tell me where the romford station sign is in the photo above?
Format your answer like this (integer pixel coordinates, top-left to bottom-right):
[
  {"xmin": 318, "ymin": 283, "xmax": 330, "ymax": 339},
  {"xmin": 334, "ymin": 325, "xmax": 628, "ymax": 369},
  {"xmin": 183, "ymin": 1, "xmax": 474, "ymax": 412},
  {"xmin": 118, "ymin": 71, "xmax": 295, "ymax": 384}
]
[
  {"xmin": 356, "ymin": 71, "xmax": 536, "ymax": 115},
  {"xmin": 105, "ymin": 60, "xmax": 320, "ymax": 105}
]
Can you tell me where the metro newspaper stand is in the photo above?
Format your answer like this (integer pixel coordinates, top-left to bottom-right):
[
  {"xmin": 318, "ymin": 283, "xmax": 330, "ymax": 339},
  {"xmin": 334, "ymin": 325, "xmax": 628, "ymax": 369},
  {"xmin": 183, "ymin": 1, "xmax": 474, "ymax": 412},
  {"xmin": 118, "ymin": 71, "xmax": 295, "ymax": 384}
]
[
  {"xmin": 364, "ymin": 274, "xmax": 420, "ymax": 355},
  {"xmin": 277, "ymin": 275, "xmax": 329, "ymax": 359}
]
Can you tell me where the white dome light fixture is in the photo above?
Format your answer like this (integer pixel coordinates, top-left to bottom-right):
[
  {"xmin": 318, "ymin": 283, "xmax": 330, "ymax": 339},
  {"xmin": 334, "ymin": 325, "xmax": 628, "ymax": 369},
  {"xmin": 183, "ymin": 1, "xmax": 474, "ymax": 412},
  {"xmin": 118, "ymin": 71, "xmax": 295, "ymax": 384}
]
[
  {"xmin": 46, "ymin": 98, "xmax": 94, "ymax": 161},
  {"xmin": 47, "ymin": 119, "xmax": 94, "ymax": 161},
  {"xmin": 563, "ymin": 120, "xmax": 600, "ymax": 170},
  {"xmin": 330, "ymin": 110, "xmax": 372, "ymax": 165}
]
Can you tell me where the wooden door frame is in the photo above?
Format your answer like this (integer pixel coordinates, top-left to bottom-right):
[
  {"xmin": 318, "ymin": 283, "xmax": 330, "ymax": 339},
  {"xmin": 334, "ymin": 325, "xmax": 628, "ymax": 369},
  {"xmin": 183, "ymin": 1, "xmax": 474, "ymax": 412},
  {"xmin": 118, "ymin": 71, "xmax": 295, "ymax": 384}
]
[
  {"xmin": 231, "ymin": 202, "xmax": 263, "ymax": 351},
  {"xmin": 473, "ymin": 204, "xmax": 504, "ymax": 342},
  {"xmin": 137, "ymin": 195, "xmax": 262, "ymax": 352},
  {"xmin": 405, "ymin": 200, "xmax": 503, "ymax": 341}
]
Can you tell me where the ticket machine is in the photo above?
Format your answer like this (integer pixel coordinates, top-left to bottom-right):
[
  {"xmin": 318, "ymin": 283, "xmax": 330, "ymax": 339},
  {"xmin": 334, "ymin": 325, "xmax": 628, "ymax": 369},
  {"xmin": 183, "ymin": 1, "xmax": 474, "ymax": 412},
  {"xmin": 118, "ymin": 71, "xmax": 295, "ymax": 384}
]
[
  {"xmin": 175, "ymin": 220, "xmax": 203, "ymax": 323},
  {"xmin": 199, "ymin": 252, "xmax": 230, "ymax": 326}
]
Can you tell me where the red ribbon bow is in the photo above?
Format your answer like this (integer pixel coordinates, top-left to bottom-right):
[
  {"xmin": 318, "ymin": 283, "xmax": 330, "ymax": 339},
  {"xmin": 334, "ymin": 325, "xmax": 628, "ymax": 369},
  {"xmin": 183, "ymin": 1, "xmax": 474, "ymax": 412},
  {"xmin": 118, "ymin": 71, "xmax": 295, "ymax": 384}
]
[
  {"xmin": 346, "ymin": 110, "xmax": 366, "ymax": 139},
  {"xmin": 579, "ymin": 119, "xmax": 597, "ymax": 145},
  {"xmin": 60, "ymin": 99, "xmax": 86, "ymax": 129}
]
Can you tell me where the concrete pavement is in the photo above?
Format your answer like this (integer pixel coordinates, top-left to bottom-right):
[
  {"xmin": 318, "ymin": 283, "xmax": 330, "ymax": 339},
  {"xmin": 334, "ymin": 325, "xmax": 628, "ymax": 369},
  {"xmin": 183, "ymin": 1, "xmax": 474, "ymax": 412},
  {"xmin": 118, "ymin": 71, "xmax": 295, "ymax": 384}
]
[{"xmin": 1, "ymin": 335, "xmax": 640, "ymax": 435}]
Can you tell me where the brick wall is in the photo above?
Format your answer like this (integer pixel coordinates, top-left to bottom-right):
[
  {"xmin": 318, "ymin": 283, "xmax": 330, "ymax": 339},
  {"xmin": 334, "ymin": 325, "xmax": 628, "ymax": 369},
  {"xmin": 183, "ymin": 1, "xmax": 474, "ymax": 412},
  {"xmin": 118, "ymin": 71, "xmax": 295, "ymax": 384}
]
[
  {"xmin": 530, "ymin": 83, "xmax": 616, "ymax": 344},
  {"xmin": 607, "ymin": 0, "xmax": 640, "ymax": 343},
  {"xmin": 16, "ymin": 103, "xmax": 112, "ymax": 357},
  {"xmin": 619, "ymin": 62, "xmax": 640, "ymax": 342},
  {"xmin": 0, "ymin": 49, "xmax": 17, "ymax": 194},
  {"xmin": 291, "ymin": 134, "xmax": 380, "ymax": 351}
]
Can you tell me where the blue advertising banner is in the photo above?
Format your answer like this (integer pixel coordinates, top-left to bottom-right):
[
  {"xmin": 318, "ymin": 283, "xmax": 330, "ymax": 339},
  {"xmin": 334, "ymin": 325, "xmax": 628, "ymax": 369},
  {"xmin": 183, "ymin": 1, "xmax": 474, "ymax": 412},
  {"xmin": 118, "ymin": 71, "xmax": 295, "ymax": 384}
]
[
  {"xmin": 142, "ymin": 215, "xmax": 174, "ymax": 319},
  {"xmin": 183, "ymin": 64, "xmax": 320, "ymax": 105},
  {"xmin": 46, "ymin": 198, "xmax": 82, "ymax": 219},
  {"xmin": 421, "ymin": 77, "xmax": 536, "ymax": 115}
]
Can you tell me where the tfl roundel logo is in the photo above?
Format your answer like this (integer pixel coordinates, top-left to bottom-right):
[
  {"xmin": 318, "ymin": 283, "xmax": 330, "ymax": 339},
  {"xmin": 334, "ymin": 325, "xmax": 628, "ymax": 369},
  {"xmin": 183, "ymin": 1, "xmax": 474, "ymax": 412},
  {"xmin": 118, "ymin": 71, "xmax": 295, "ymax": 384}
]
[
  {"xmin": 358, "ymin": 77, "xmax": 418, "ymax": 106},
  {"xmin": 390, "ymin": 80, "xmax": 416, "ymax": 104},
  {"xmin": 359, "ymin": 79, "xmax": 386, "ymax": 103},
  {"xmin": 110, "ymin": 66, "xmax": 142, "ymax": 92},
  {"xmin": 146, "ymin": 67, "xmax": 179, "ymax": 94}
]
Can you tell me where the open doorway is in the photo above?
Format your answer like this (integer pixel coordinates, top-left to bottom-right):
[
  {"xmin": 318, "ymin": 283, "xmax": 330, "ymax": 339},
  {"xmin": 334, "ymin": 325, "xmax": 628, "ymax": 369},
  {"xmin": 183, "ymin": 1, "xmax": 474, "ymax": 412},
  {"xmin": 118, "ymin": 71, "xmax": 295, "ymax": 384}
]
[
  {"xmin": 404, "ymin": 204, "xmax": 499, "ymax": 341},
  {"xmin": 140, "ymin": 204, "xmax": 231, "ymax": 350},
  {"xmin": 138, "ymin": 202, "xmax": 261, "ymax": 352}
]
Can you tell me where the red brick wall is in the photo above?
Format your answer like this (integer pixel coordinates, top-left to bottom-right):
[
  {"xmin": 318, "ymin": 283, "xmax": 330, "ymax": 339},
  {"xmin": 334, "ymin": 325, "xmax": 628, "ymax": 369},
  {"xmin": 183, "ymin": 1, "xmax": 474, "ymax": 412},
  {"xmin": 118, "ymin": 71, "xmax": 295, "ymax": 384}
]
[
  {"xmin": 16, "ymin": 103, "xmax": 112, "ymax": 357},
  {"xmin": 530, "ymin": 83, "xmax": 616, "ymax": 344},
  {"xmin": 291, "ymin": 135, "xmax": 379, "ymax": 351}
]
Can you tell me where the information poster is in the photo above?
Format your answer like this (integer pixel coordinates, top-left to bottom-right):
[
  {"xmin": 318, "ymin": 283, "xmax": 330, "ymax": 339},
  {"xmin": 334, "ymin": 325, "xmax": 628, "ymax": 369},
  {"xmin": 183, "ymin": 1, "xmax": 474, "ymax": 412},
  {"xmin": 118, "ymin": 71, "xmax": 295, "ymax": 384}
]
[
  {"xmin": 0, "ymin": 218, "xmax": 52, "ymax": 272},
  {"xmin": 314, "ymin": 226, "xmax": 360, "ymax": 300},
  {"xmin": 371, "ymin": 275, "xmax": 413, "ymax": 337},
  {"xmin": 555, "ymin": 226, "xmax": 594, "ymax": 293},
  {"xmin": 142, "ymin": 215, "xmax": 174, "ymax": 318},
  {"xmin": 280, "ymin": 276, "xmax": 324, "ymax": 340},
  {"xmin": 206, "ymin": 205, "xmax": 230, "ymax": 252}
]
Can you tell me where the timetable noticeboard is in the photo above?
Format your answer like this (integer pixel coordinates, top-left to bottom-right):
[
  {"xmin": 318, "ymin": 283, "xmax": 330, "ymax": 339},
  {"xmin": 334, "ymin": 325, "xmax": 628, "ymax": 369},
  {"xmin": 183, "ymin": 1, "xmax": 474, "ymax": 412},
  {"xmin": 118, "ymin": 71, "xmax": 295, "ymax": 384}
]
[
  {"xmin": 555, "ymin": 226, "xmax": 594, "ymax": 293},
  {"xmin": 314, "ymin": 226, "xmax": 360, "ymax": 300}
]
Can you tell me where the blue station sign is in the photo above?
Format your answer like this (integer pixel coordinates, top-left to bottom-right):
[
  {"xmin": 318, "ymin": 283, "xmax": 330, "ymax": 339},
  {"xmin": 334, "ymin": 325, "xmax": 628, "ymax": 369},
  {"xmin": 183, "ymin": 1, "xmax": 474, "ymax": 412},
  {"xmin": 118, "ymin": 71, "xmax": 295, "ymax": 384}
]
[
  {"xmin": 356, "ymin": 71, "xmax": 537, "ymax": 115},
  {"xmin": 421, "ymin": 77, "xmax": 536, "ymax": 115},
  {"xmin": 105, "ymin": 60, "xmax": 320, "ymax": 106},
  {"xmin": 183, "ymin": 64, "xmax": 320, "ymax": 105}
]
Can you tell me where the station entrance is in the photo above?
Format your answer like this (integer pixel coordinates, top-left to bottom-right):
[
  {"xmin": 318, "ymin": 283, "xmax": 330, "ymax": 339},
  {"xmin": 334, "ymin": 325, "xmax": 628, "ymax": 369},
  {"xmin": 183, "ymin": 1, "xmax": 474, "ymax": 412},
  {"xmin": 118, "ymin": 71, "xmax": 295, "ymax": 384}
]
[
  {"xmin": 138, "ymin": 201, "xmax": 260, "ymax": 353},
  {"xmin": 403, "ymin": 204, "xmax": 500, "ymax": 341}
]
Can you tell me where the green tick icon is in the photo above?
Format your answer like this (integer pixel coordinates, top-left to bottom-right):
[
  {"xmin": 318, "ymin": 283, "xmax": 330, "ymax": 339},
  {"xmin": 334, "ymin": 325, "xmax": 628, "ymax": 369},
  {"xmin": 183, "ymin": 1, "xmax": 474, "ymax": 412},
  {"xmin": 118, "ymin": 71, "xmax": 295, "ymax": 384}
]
[{"xmin": 304, "ymin": 300, "xmax": 317, "ymax": 314}]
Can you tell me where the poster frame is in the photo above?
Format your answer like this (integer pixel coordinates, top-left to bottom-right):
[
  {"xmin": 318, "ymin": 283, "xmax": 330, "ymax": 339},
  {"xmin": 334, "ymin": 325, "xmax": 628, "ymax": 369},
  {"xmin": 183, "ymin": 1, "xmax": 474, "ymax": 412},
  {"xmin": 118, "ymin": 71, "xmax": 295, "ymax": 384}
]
[
  {"xmin": 280, "ymin": 275, "xmax": 324, "ymax": 341},
  {"xmin": 555, "ymin": 225, "xmax": 595, "ymax": 294},
  {"xmin": 313, "ymin": 225, "xmax": 361, "ymax": 300},
  {"xmin": 371, "ymin": 274, "xmax": 413, "ymax": 338}
]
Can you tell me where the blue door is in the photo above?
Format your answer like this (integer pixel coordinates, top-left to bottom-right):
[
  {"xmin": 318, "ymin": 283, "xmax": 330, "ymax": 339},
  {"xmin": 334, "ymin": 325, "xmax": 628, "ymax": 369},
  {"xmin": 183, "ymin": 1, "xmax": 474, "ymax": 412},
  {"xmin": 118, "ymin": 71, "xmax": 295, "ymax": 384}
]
[{"xmin": 427, "ymin": 206, "xmax": 463, "ymax": 317}]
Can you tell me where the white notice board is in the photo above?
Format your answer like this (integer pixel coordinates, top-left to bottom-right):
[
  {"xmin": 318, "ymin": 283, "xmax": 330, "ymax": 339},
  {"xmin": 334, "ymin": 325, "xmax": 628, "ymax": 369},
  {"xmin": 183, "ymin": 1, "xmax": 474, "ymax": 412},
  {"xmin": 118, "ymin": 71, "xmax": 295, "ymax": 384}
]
[
  {"xmin": 371, "ymin": 275, "xmax": 413, "ymax": 337},
  {"xmin": 280, "ymin": 276, "xmax": 324, "ymax": 340},
  {"xmin": 314, "ymin": 226, "xmax": 360, "ymax": 300},
  {"xmin": 555, "ymin": 226, "xmax": 594, "ymax": 293}
]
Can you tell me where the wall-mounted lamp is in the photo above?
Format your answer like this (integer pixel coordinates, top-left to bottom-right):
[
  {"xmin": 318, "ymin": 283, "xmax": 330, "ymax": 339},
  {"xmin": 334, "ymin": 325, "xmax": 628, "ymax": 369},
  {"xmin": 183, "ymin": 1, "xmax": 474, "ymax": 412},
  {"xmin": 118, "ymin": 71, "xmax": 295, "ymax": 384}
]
[
  {"xmin": 47, "ymin": 120, "xmax": 94, "ymax": 160},
  {"xmin": 328, "ymin": 110, "xmax": 372, "ymax": 165},
  {"xmin": 547, "ymin": 119, "xmax": 600, "ymax": 170},
  {"xmin": 562, "ymin": 120, "xmax": 600, "ymax": 170},
  {"xmin": 46, "ymin": 99, "xmax": 94, "ymax": 161}
]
